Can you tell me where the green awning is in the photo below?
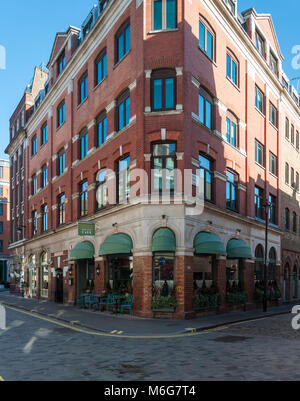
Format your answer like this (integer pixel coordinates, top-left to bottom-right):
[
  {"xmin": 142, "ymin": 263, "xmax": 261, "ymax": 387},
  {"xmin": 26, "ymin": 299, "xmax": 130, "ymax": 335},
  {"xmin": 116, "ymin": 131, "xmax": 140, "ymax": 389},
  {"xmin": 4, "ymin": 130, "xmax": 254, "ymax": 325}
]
[
  {"xmin": 227, "ymin": 239, "xmax": 252, "ymax": 259},
  {"xmin": 99, "ymin": 234, "xmax": 133, "ymax": 256},
  {"xmin": 152, "ymin": 228, "xmax": 176, "ymax": 252},
  {"xmin": 194, "ymin": 232, "xmax": 226, "ymax": 256},
  {"xmin": 69, "ymin": 241, "xmax": 95, "ymax": 260}
]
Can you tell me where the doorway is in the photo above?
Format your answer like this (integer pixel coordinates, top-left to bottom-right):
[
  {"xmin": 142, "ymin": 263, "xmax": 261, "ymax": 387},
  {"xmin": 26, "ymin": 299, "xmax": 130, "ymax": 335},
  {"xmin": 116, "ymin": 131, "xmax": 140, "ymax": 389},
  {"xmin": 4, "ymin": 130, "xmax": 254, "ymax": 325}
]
[{"xmin": 55, "ymin": 269, "xmax": 64, "ymax": 303}]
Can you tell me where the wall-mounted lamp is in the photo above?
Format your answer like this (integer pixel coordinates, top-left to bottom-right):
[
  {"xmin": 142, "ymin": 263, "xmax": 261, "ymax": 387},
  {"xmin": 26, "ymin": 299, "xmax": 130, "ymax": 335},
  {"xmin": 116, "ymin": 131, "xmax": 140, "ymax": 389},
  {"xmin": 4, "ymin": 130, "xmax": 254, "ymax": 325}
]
[
  {"xmin": 96, "ymin": 265, "xmax": 100, "ymax": 276},
  {"xmin": 68, "ymin": 266, "xmax": 73, "ymax": 277}
]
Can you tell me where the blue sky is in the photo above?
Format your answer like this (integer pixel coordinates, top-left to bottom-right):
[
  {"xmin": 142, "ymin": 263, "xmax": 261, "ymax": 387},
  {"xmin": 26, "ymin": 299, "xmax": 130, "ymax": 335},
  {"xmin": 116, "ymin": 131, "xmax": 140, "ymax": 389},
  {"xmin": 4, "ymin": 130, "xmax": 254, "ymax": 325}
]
[{"xmin": 0, "ymin": 0, "xmax": 299, "ymax": 160}]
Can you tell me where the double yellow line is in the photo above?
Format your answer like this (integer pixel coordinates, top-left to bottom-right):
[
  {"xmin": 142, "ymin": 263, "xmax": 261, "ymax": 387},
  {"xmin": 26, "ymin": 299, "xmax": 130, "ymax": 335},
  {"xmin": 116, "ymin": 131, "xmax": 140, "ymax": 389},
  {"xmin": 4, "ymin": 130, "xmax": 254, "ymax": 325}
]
[{"xmin": 3, "ymin": 304, "xmax": 215, "ymax": 339}]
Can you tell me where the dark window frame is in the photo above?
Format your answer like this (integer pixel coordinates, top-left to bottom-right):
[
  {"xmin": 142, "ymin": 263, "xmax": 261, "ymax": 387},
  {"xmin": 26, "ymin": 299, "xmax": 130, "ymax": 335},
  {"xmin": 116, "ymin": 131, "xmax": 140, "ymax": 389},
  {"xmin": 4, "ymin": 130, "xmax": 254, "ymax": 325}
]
[
  {"xmin": 41, "ymin": 164, "xmax": 48, "ymax": 189},
  {"xmin": 199, "ymin": 153, "xmax": 214, "ymax": 203},
  {"xmin": 198, "ymin": 86, "xmax": 214, "ymax": 130},
  {"xmin": 116, "ymin": 89, "xmax": 130, "ymax": 131},
  {"xmin": 95, "ymin": 48, "xmax": 107, "ymax": 87},
  {"xmin": 150, "ymin": 141, "xmax": 177, "ymax": 195},
  {"xmin": 57, "ymin": 148, "xmax": 66, "ymax": 176},
  {"xmin": 226, "ymin": 49, "xmax": 239, "ymax": 87},
  {"xmin": 96, "ymin": 111, "xmax": 107, "ymax": 147},
  {"xmin": 41, "ymin": 122, "xmax": 48, "ymax": 146},
  {"xmin": 78, "ymin": 72, "xmax": 89, "ymax": 105},
  {"xmin": 57, "ymin": 193, "xmax": 66, "ymax": 227},
  {"xmin": 152, "ymin": 0, "xmax": 177, "ymax": 31},
  {"xmin": 57, "ymin": 50, "xmax": 66, "ymax": 76},
  {"xmin": 41, "ymin": 204, "xmax": 48, "ymax": 233},
  {"xmin": 79, "ymin": 129, "xmax": 89, "ymax": 160},
  {"xmin": 116, "ymin": 154, "xmax": 131, "ymax": 204},
  {"xmin": 57, "ymin": 100, "xmax": 65, "ymax": 128},
  {"xmin": 199, "ymin": 16, "xmax": 215, "ymax": 61},
  {"xmin": 115, "ymin": 19, "xmax": 131, "ymax": 64},
  {"xmin": 226, "ymin": 169, "xmax": 238, "ymax": 212},
  {"xmin": 254, "ymin": 186, "xmax": 264, "ymax": 220},
  {"xmin": 31, "ymin": 135, "xmax": 37, "ymax": 156},
  {"xmin": 79, "ymin": 180, "xmax": 89, "ymax": 218},
  {"xmin": 151, "ymin": 69, "xmax": 177, "ymax": 111}
]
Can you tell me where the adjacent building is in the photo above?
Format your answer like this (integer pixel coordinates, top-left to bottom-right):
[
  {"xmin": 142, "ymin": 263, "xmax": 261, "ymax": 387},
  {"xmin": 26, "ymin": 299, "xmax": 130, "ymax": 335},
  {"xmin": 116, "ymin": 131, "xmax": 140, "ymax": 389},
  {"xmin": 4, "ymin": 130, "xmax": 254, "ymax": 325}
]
[
  {"xmin": 0, "ymin": 159, "xmax": 10, "ymax": 284},
  {"xmin": 5, "ymin": 67, "xmax": 48, "ymax": 294},
  {"xmin": 5, "ymin": 0, "xmax": 300, "ymax": 318}
]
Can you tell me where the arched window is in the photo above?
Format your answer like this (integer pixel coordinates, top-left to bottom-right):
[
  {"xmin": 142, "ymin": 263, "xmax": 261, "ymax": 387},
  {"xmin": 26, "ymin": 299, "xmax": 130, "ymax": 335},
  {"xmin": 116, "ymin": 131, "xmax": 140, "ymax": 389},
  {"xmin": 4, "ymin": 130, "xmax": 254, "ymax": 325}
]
[
  {"xmin": 226, "ymin": 49, "xmax": 239, "ymax": 86},
  {"xmin": 151, "ymin": 69, "xmax": 176, "ymax": 111},
  {"xmin": 96, "ymin": 111, "xmax": 107, "ymax": 147},
  {"xmin": 255, "ymin": 244, "xmax": 264, "ymax": 282},
  {"xmin": 28, "ymin": 255, "xmax": 37, "ymax": 297},
  {"xmin": 199, "ymin": 16, "xmax": 215, "ymax": 61},
  {"xmin": 117, "ymin": 89, "xmax": 130, "ymax": 131},
  {"xmin": 285, "ymin": 208, "xmax": 290, "ymax": 231},
  {"xmin": 40, "ymin": 252, "xmax": 49, "ymax": 298},
  {"xmin": 198, "ymin": 87, "xmax": 213, "ymax": 130},
  {"xmin": 79, "ymin": 128, "xmax": 89, "ymax": 160},
  {"xmin": 96, "ymin": 169, "xmax": 107, "ymax": 210},
  {"xmin": 293, "ymin": 212, "xmax": 297, "ymax": 233},
  {"xmin": 226, "ymin": 111, "xmax": 238, "ymax": 147},
  {"xmin": 152, "ymin": 228, "xmax": 176, "ymax": 297}
]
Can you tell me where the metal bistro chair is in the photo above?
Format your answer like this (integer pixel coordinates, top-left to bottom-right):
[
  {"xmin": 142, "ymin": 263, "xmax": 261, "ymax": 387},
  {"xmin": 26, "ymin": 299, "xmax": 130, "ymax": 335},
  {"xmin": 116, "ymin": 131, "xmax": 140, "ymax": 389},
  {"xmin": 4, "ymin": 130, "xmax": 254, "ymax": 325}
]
[
  {"xmin": 120, "ymin": 295, "xmax": 134, "ymax": 315},
  {"xmin": 99, "ymin": 294, "xmax": 117, "ymax": 312},
  {"xmin": 84, "ymin": 293, "xmax": 99, "ymax": 310},
  {"xmin": 76, "ymin": 293, "xmax": 87, "ymax": 309}
]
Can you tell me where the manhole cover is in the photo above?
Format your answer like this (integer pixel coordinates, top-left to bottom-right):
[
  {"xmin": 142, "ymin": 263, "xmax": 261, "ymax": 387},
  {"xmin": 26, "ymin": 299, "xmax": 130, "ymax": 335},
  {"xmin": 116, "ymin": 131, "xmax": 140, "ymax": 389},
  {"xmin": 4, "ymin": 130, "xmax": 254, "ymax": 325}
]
[{"xmin": 213, "ymin": 335, "xmax": 252, "ymax": 343}]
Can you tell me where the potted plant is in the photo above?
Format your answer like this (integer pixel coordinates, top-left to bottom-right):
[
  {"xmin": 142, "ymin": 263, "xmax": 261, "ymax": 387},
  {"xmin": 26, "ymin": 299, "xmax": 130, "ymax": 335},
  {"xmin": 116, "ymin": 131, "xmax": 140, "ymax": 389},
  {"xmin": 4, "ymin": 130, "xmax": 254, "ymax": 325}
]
[{"xmin": 152, "ymin": 295, "xmax": 177, "ymax": 312}]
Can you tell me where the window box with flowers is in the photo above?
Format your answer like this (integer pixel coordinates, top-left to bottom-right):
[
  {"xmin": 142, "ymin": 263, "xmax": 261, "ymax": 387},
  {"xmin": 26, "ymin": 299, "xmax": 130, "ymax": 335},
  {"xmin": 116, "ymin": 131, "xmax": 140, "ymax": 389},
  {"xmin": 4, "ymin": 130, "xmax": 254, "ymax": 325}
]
[
  {"xmin": 193, "ymin": 281, "xmax": 221, "ymax": 310},
  {"xmin": 254, "ymin": 281, "xmax": 281, "ymax": 302},
  {"xmin": 226, "ymin": 281, "xmax": 248, "ymax": 306},
  {"xmin": 152, "ymin": 280, "xmax": 177, "ymax": 312}
]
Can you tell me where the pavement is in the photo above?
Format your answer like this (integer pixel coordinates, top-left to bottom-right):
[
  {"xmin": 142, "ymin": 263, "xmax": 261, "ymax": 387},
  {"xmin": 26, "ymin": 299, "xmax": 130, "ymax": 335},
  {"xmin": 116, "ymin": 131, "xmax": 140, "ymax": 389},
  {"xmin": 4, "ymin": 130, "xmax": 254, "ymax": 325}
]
[
  {"xmin": 1, "ymin": 293, "xmax": 300, "ymax": 380},
  {"xmin": 0, "ymin": 292, "xmax": 296, "ymax": 337}
]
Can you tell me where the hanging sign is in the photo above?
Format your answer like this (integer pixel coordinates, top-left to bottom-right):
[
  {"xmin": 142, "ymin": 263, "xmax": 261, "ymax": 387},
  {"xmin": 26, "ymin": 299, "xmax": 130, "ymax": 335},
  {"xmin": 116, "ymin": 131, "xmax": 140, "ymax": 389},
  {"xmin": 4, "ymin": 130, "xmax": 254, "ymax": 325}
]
[{"xmin": 78, "ymin": 222, "xmax": 95, "ymax": 236}]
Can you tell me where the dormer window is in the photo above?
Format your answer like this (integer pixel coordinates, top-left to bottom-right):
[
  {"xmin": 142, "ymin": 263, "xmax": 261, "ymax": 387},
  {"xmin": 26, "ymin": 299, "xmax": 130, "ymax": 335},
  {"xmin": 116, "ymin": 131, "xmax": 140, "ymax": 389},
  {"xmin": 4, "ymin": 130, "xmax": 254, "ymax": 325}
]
[
  {"xmin": 270, "ymin": 52, "xmax": 278, "ymax": 75},
  {"xmin": 255, "ymin": 31, "xmax": 265, "ymax": 58},
  {"xmin": 83, "ymin": 17, "xmax": 93, "ymax": 38},
  {"xmin": 57, "ymin": 51, "xmax": 65, "ymax": 76}
]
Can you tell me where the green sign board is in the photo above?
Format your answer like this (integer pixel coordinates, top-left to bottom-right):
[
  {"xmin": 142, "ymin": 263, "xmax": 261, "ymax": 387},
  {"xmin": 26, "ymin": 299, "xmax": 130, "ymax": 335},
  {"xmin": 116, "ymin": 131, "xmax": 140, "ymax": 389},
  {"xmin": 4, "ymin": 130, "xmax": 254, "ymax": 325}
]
[{"xmin": 78, "ymin": 222, "xmax": 95, "ymax": 236}]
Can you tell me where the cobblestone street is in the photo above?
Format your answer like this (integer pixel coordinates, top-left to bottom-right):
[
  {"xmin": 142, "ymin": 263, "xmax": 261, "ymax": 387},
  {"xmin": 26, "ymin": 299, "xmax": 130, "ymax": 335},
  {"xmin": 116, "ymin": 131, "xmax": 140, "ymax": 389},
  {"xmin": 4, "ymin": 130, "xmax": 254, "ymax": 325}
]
[{"xmin": 1, "ymin": 304, "xmax": 300, "ymax": 381}]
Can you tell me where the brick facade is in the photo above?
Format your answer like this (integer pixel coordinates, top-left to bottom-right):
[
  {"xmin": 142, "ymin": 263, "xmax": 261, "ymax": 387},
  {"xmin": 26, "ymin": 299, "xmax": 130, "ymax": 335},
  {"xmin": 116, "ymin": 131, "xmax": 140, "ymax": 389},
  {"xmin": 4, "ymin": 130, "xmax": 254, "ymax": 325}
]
[{"xmin": 5, "ymin": 0, "xmax": 300, "ymax": 318}]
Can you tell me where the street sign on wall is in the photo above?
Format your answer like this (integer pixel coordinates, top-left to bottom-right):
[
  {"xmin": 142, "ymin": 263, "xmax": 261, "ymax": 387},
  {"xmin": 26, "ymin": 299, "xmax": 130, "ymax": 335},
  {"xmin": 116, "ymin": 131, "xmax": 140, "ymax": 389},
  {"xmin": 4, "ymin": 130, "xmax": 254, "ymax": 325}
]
[{"xmin": 78, "ymin": 222, "xmax": 95, "ymax": 236}]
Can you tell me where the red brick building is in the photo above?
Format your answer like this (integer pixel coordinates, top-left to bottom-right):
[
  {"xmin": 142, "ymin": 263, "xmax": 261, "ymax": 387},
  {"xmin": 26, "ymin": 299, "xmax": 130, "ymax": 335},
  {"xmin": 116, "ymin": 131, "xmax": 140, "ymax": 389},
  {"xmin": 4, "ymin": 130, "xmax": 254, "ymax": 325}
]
[
  {"xmin": 0, "ymin": 159, "xmax": 10, "ymax": 285},
  {"xmin": 6, "ymin": 0, "xmax": 300, "ymax": 318}
]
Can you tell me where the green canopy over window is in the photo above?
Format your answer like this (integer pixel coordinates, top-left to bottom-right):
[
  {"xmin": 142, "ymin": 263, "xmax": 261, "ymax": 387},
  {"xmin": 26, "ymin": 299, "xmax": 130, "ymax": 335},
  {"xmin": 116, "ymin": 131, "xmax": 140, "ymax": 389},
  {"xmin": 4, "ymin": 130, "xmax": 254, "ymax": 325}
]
[
  {"xmin": 152, "ymin": 228, "xmax": 176, "ymax": 252},
  {"xmin": 99, "ymin": 233, "xmax": 133, "ymax": 256},
  {"xmin": 227, "ymin": 239, "xmax": 252, "ymax": 259},
  {"xmin": 194, "ymin": 232, "xmax": 226, "ymax": 256},
  {"xmin": 69, "ymin": 241, "xmax": 95, "ymax": 260}
]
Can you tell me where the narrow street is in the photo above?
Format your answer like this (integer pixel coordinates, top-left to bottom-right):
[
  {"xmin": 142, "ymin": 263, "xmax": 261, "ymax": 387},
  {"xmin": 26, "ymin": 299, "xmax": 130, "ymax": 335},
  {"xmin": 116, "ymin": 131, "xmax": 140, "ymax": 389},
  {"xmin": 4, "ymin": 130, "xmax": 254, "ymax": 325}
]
[{"xmin": 1, "ymin": 299, "xmax": 300, "ymax": 381}]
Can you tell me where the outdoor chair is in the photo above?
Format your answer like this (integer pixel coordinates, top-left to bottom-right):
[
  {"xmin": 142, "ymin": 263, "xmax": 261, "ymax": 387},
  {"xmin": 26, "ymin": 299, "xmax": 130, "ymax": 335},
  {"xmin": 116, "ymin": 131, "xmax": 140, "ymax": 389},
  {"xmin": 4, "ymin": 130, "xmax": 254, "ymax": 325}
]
[
  {"xmin": 99, "ymin": 294, "xmax": 117, "ymax": 312},
  {"xmin": 120, "ymin": 295, "xmax": 134, "ymax": 315},
  {"xmin": 76, "ymin": 293, "xmax": 87, "ymax": 308},
  {"xmin": 84, "ymin": 294, "xmax": 99, "ymax": 310}
]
